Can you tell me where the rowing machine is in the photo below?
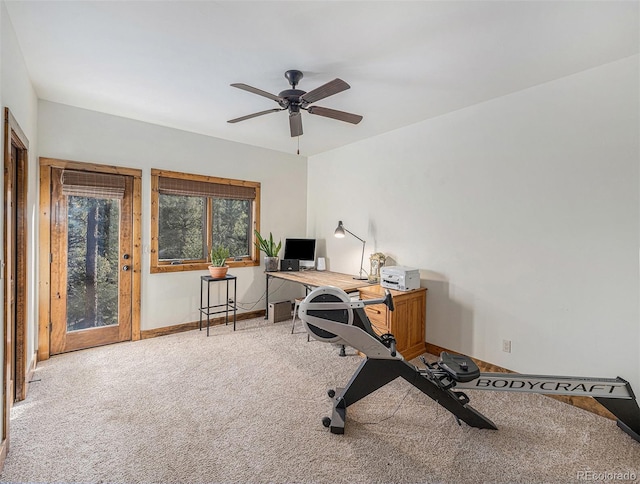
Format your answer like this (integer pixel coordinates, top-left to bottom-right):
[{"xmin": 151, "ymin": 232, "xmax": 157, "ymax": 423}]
[{"xmin": 299, "ymin": 286, "xmax": 640, "ymax": 442}]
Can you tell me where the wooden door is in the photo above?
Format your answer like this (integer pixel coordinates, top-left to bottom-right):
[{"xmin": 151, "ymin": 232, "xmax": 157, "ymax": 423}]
[
  {"xmin": 3, "ymin": 109, "xmax": 29, "ymax": 462},
  {"xmin": 7, "ymin": 141, "xmax": 27, "ymax": 402},
  {"xmin": 5, "ymin": 145, "xmax": 16, "ymax": 406},
  {"xmin": 49, "ymin": 168, "xmax": 134, "ymax": 354}
]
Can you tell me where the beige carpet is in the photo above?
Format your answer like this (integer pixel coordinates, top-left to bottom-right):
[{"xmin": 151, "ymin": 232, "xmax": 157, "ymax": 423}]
[{"xmin": 1, "ymin": 317, "xmax": 639, "ymax": 484}]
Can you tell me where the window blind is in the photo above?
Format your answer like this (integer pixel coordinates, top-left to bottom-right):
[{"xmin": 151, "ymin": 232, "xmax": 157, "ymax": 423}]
[
  {"xmin": 158, "ymin": 176, "xmax": 256, "ymax": 200},
  {"xmin": 61, "ymin": 170, "xmax": 126, "ymax": 199}
]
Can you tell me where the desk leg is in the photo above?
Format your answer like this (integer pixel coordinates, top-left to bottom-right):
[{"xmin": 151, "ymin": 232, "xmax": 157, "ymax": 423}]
[
  {"xmin": 265, "ymin": 273, "xmax": 270, "ymax": 320},
  {"xmin": 233, "ymin": 277, "xmax": 237, "ymax": 331}
]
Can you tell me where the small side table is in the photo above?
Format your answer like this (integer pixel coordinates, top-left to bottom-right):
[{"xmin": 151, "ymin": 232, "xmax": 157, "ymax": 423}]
[{"xmin": 199, "ymin": 274, "xmax": 237, "ymax": 336}]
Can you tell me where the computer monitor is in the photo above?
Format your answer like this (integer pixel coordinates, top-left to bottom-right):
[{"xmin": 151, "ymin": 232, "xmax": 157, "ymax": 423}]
[{"xmin": 283, "ymin": 238, "xmax": 316, "ymax": 270}]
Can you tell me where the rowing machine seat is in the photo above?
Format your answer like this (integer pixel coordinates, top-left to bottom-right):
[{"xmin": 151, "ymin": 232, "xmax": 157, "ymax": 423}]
[{"xmin": 438, "ymin": 352, "xmax": 480, "ymax": 383}]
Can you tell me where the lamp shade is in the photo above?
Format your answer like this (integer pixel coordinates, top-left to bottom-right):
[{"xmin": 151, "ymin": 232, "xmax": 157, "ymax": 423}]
[{"xmin": 334, "ymin": 221, "xmax": 346, "ymax": 238}]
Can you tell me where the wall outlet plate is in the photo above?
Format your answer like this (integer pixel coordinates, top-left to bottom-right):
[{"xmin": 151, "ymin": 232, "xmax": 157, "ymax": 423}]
[{"xmin": 502, "ymin": 339, "xmax": 512, "ymax": 353}]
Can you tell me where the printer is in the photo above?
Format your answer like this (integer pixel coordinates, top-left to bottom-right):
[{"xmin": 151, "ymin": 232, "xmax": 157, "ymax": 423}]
[{"xmin": 380, "ymin": 266, "xmax": 420, "ymax": 291}]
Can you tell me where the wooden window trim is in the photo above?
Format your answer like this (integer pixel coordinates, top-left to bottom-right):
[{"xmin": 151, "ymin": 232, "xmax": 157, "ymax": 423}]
[{"xmin": 150, "ymin": 168, "xmax": 261, "ymax": 274}]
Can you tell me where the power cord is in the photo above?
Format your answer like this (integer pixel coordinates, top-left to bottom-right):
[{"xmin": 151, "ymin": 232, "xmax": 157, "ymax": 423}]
[
  {"xmin": 233, "ymin": 279, "xmax": 287, "ymax": 311},
  {"xmin": 360, "ymin": 386, "xmax": 412, "ymax": 425}
]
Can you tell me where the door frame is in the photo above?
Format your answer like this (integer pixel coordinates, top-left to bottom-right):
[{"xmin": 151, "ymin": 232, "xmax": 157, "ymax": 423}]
[
  {"xmin": 2, "ymin": 108, "xmax": 29, "ymax": 463},
  {"xmin": 38, "ymin": 158, "xmax": 142, "ymax": 360},
  {"xmin": 4, "ymin": 109, "xmax": 29, "ymax": 401}
]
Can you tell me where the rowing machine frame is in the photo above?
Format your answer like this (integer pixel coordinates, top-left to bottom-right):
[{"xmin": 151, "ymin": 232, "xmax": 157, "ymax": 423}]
[{"xmin": 299, "ymin": 286, "xmax": 640, "ymax": 442}]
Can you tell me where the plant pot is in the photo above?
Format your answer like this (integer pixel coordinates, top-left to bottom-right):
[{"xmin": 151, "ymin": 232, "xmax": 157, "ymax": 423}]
[
  {"xmin": 264, "ymin": 256, "xmax": 279, "ymax": 272},
  {"xmin": 208, "ymin": 265, "xmax": 229, "ymax": 278}
]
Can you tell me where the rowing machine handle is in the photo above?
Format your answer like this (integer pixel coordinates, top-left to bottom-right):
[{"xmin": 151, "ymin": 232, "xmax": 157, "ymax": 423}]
[{"xmin": 384, "ymin": 289, "xmax": 394, "ymax": 312}]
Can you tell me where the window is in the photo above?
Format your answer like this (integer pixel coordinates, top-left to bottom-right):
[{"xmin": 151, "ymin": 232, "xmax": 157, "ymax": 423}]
[{"xmin": 150, "ymin": 169, "xmax": 261, "ymax": 273}]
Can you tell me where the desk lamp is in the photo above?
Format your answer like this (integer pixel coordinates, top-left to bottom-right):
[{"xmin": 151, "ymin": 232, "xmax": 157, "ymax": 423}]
[{"xmin": 334, "ymin": 220, "xmax": 367, "ymax": 280}]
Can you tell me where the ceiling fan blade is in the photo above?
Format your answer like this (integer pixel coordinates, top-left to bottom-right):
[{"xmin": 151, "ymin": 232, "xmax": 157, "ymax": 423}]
[
  {"xmin": 289, "ymin": 112, "xmax": 303, "ymax": 137},
  {"xmin": 230, "ymin": 83, "xmax": 284, "ymax": 103},
  {"xmin": 307, "ymin": 106, "xmax": 363, "ymax": 125},
  {"xmin": 227, "ymin": 108, "xmax": 283, "ymax": 123},
  {"xmin": 300, "ymin": 78, "xmax": 350, "ymax": 104}
]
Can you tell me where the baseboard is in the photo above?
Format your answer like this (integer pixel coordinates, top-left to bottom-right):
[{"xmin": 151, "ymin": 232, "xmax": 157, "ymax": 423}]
[
  {"xmin": 140, "ymin": 310, "xmax": 265, "ymax": 339},
  {"xmin": 425, "ymin": 342, "xmax": 616, "ymax": 421}
]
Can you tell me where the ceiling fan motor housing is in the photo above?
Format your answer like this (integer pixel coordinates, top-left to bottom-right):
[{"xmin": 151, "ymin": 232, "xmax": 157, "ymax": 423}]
[
  {"xmin": 284, "ymin": 69, "xmax": 304, "ymax": 88},
  {"xmin": 278, "ymin": 89, "xmax": 307, "ymax": 111}
]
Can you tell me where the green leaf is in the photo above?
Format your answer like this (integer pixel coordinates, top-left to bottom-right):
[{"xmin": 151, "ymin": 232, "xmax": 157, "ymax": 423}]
[
  {"xmin": 254, "ymin": 230, "xmax": 281, "ymax": 257},
  {"xmin": 209, "ymin": 244, "xmax": 230, "ymax": 266}
]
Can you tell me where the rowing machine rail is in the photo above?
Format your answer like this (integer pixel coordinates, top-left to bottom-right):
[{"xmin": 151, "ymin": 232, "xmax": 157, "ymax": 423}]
[{"xmin": 299, "ymin": 286, "xmax": 640, "ymax": 442}]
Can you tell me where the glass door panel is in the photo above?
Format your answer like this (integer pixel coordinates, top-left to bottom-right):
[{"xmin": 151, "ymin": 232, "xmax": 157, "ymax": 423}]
[
  {"xmin": 50, "ymin": 168, "xmax": 133, "ymax": 354},
  {"xmin": 66, "ymin": 196, "xmax": 120, "ymax": 332}
]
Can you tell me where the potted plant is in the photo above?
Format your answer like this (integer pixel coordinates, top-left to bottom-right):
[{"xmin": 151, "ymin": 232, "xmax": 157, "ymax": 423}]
[
  {"xmin": 208, "ymin": 245, "xmax": 230, "ymax": 278},
  {"xmin": 254, "ymin": 230, "xmax": 281, "ymax": 272}
]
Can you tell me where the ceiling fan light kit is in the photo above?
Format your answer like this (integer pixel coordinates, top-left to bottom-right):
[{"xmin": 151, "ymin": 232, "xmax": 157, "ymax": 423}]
[{"xmin": 228, "ymin": 69, "xmax": 363, "ymax": 137}]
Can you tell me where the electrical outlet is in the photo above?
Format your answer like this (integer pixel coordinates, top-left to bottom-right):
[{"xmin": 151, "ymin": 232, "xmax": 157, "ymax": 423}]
[{"xmin": 502, "ymin": 339, "xmax": 512, "ymax": 353}]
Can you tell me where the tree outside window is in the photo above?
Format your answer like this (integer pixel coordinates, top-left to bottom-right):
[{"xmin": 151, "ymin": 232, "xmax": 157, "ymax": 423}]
[{"xmin": 150, "ymin": 169, "xmax": 261, "ymax": 273}]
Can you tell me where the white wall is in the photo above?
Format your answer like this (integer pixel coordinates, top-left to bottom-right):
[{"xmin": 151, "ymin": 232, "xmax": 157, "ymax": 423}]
[
  {"xmin": 38, "ymin": 100, "xmax": 308, "ymax": 330},
  {"xmin": 308, "ymin": 56, "xmax": 639, "ymax": 391},
  {"xmin": 1, "ymin": 0, "xmax": 39, "ymax": 440}
]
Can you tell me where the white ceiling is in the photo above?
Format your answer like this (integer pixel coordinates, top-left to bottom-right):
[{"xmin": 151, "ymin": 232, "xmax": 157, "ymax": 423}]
[{"xmin": 4, "ymin": 1, "xmax": 638, "ymax": 157}]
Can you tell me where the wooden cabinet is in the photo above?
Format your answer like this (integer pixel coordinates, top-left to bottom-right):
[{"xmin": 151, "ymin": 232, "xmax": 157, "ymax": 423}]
[{"xmin": 358, "ymin": 285, "xmax": 427, "ymax": 361}]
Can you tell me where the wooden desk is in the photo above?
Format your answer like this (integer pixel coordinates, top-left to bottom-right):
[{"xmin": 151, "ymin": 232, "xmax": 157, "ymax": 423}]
[
  {"xmin": 268, "ymin": 270, "xmax": 365, "ymax": 291},
  {"xmin": 265, "ymin": 270, "xmax": 427, "ymax": 360},
  {"xmin": 265, "ymin": 270, "xmax": 365, "ymax": 319},
  {"xmin": 358, "ymin": 284, "xmax": 427, "ymax": 360}
]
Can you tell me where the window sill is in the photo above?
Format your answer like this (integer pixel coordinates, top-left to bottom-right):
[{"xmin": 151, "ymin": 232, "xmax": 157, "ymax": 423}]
[{"xmin": 150, "ymin": 259, "xmax": 259, "ymax": 274}]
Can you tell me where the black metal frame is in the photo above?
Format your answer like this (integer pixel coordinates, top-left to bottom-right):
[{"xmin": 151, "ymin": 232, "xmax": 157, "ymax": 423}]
[
  {"xmin": 199, "ymin": 274, "xmax": 237, "ymax": 336},
  {"xmin": 327, "ymin": 357, "xmax": 497, "ymax": 434}
]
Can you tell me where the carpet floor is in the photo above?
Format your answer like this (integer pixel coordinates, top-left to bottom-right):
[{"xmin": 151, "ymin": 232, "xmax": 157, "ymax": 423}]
[{"xmin": 1, "ymin": 317, "xmax": 639, "ymax": 483}]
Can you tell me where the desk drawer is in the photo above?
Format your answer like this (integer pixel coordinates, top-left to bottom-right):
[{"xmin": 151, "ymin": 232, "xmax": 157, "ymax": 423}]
[{"xmin": 364, "ymin": 305, "xmax": 388, "ymax": 334}]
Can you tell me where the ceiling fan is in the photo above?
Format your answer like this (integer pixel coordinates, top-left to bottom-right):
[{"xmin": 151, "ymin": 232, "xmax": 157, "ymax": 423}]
[{"xmin": 227, "ymin": 70, "xmax": 363, "ymax": 137}]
